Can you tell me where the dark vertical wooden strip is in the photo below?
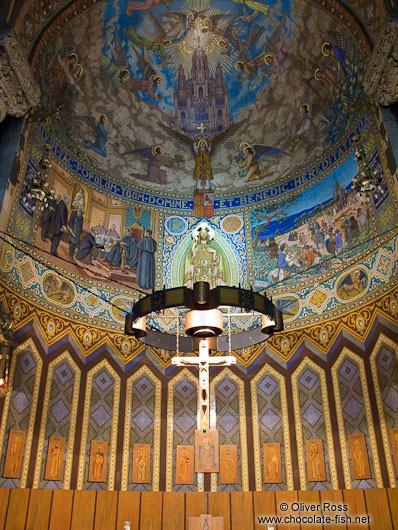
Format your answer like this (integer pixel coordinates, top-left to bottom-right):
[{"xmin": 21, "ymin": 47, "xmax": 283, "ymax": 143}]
[
  {"xmin": 364, "ymin": 488, "xmax": 393, "ymax": 530},
  {"xmin": 140, "ymin": 491, "xmax": 163, "ymax": 529},
  {"xmin": 387, "ymin": 488, "xmax": 398, "ymax": 530},
  {"xmin": 0, "ymin": 489, "xmax": 10, "ymax": 530},
  {"xmin": 343, "ymin": 489, "xmax": 368, "ymax": 530},
  {"xmin": 70, "ymin": 490, "xmax": 96, "ymax": 530},
  {"xmin": 320, "ymin": 489, "xmax": 346, "ymax": 530},
  {"xmin": 209, "ymin": 492, "xmax": 231, "ymax": 530},
  {"xmin": 275, "ymin": 490, "xmax": 300, "ymax": 530},
  {"xmin": 186, "ymin": 492, "xmax": 207, "ymax": 528},
  {"xmin": 253, "ymin": 491, "xmax": 275, "ymax": 530},
  {"xmin": 230, "ymin": 492, "xmax": 254, "ymax": 530},
  {"xmin": 162, "ymin": 492, "xmax": 184, "ymax": 530},
  {"xmin": 49, "ymin": 490, "xmax": 74, "ymax": 530},
  {"xmin": 26, "ymin": 489, "xmax": 53, "ymax": 530},
  {"xmin": 94, "ymin": 491, "xmax": 118, "ymax": 530},
  {"xmin": 116, "ymin": 491, "xmax": 140, "ymax": 530},
  {"xmin": 5, "ymin": 488, "xmax": 30, "ymax": 530}
]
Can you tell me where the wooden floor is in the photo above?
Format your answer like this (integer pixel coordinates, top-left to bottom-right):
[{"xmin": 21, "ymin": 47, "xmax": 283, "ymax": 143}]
[{"xmin": 0, "ymin": 488, "xmax": 397, "ymax": 529}]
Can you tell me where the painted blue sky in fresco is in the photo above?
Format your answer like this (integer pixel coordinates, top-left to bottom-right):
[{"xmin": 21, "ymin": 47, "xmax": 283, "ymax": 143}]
[
  {"xmin": 251, "ymin": 152, "xmax": 358, "ymax": 236},
  {"xmin": 101, "ymin": 0, "xmax": 293, "ymax": 118}
]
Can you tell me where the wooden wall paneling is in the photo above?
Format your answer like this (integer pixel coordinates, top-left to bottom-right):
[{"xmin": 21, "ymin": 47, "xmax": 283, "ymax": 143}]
[
  {"xmin": 320, "ymin": 489, "xmax": 346, "ymax": 530},
  {"xmin": 209, "ymin": 492, "xmax": 231, "ymax": 530},
  {"xmin": 26, "ymin": 489, "xmax": 52, "ymax": 530},
  {"xmin": 364, "ymin": 488, "xmax": 393, "ymax": 530},
  {"xmin": 343, "ymin": 489, "xmax": 368, "ymax": 530},
  {"xmin": 275, "ymin": 491, "xmax": 299, "ymax": 530},
  {"xmin": 253, "ymin": 492, "xmax": 275, "ymax": 530},
  {"xmin": 162, "ymin": 492, "xmax": 185, "ymax": 530},
  {"xmin": 94, "ymin": 491, "xmax": 118, "ymax": 530},
  {"xmin": 0, "ymin": 489, "xmax": 10, "ymax": 530},
  {"xmin": 71, "ymin": 490, "xmax": 97, "ymax": 530},
  {"xmin": 186, "ymin": 492, "xmax": 207, "ymax": 528},
  {"xmin": 49, "ymin": 490, "xmax": 74, "ymax": 530},
  {"xmin": 4, "ymin": 488, "xmax": 30, "ymax": 530},
  {"xmin": 230, "ymin": 492, "xmax": 254, "ymax": 530},
  {"xmin": 140, "ymin": 491, "xmax": 163, "ymax": 530},
  {"xmin": 387, "ymin": 489, "xmax": 398, "ymax": 530},
  {"xmin": 116, "ymin": 491, "xmax": 140, "ymax": 530},
  {"xmin": 299, "ymin": 490, "xmax": 322, "ymax": 530}
]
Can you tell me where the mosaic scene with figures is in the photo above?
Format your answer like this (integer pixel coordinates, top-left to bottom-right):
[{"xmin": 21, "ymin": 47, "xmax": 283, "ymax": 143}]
[{"xmin": 0, "ymin": 0, "xmax": 397, "ymax": 527}]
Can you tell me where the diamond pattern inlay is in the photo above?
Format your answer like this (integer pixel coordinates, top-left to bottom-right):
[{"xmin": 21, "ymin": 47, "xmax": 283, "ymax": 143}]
[
  {"xmin": 134, "ymin": 376, "xmax": 154, "ymax": 397},
  {"xmin": 384, "ymin": 387, "xmax": 398, "ymax": 413},
  {"xmin": 94, "ymin": 370, "xmax": 113, "ymax": 392},
  {"xmin": 302, "ymin": 404, "xmax": 322, "ymax": 427},
  {"xmin": 91, "ymin": 405, "xmax": 111, "ymax": 428},
  {"xmin": 12, "ymin": 391, "xmax": 30, "ymax": 414},
  {"xmin": 339, "ymin": 358, "xmax": 358, "ymax": 382},
  {"xmin": 175, "ymin": 379, "xmax": 196, "ymax": 399},
  {"xmin": 18, "ymin": 352, "xmax": 35, "ymax": 374},
  {"xmin": 299, "ymin": 368, "xmax": 319, "ymax": 390},
  {"xmin": 51, "ymin": 399, "xmax": 69, "ymax": 423},
  {"xmin": 54, "ymin": 362, "xmax": 74, "ymax": 385},
  {"xmin": 260, "ymin": 409, "xmax": 280, "ymax": 431},
  {"xmin": 175, "ymin": 411, "xmax": 196, "ymax": 433},
  {"xmin": 217, "ymin": 379, "xmax": 237, "ymax": 399},
  {"xmin": 377, "ymin": 347, "xmax": 394, "ymax": 371},
  {"xmin": 132, "ymin": 410, "xmax": 153, "ymax": 431},
  {"xmin": 218, "ymin": 411, "xmax": 239, "ymax": 433},
  {"xmin": 258, "ymin": 375, "xmax": 278, "ymax": 396},
  {"xmin": 343, "ymin": 396, "xmax": 363, "ymax": 421}
]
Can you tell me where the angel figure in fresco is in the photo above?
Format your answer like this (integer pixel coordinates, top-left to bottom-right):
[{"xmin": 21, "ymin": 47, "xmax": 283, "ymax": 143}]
[
  {"xmin": 96, "ymin": 30, "xmax": 131, "ymax": 89},
  {"xmin": 234, "ymin": 141, "xmax": 291, "ymax": 182},
  {"xmin": 159, "ymin": 120, "xmax": 246, "ymax": 190},
  {"xmin": 120, "ymin": 145, "xmax": 183, "ymax": 184},
  {"xmin": 232, "ymin": 0, "xmax": 270, "ymax": 18},
  {"xmin": 120, "ymin": 45, "xmax": 163, "ymax": 100}
]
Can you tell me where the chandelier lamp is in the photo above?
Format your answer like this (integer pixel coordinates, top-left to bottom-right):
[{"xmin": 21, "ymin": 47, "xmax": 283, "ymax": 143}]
[
  {"xmin": 0, "ymin": 312, "xmax": 13, "ymax": 398},
  {"xmin": 125, "ymin": 281, "xmax": 283, "ymax": 352},
  {"xmin": 353, "ymin": 135, "xmax": 385, "ymax": 203}
]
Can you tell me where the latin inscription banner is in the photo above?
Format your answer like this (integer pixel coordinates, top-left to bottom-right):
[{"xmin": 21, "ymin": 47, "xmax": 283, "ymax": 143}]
[{"xmin": 38, "ymin": 115, "xmax": 368, "ymax": 211}]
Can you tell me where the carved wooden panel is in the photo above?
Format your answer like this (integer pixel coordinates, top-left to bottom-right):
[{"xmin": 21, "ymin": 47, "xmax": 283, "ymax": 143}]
[
  {"xmin": 305, "ymin": 439, "xmax": 326, "ymax": 482},
  {"xmin": 263, "ymin": 443, "xmax": 281, "ymax": 483},
  {"xmin": 348, "ymin": 433, "xmax": 371, "ymax": 480},
  {"xmin": 195, "ymin": 430, "xmax": 219, "ymax": 473},
  {"xmin": 176, "ymin": 445, "xmax": 194, "ymax": 485},
  {"xmin": 132, "ymin": 444, "xmax": 150, "ymax": 484},
  {"xmin": 88, "ymin": 440, "xmax": 108, "ymax": 483},
  {"xmin": 3, "ymin": 429, "xmax": 25, "ymax": 478},
  {"xmin": 45, "ymin": 436, "xmax": 66, "ymax": 481},
  {"xmin": 220, "ymin": 445, "xmax": 238, "ymax": 484}
]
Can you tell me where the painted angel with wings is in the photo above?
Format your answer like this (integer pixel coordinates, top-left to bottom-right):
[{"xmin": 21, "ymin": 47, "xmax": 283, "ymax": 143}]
[
  {"xmin": 120, "ymin": 144, "xmax": 183, "ymax": 184},
  {"xmin": 235, "ymin": 141, "xmax": 291, "ymax": 182},
  {"xmin": 159, "ymin": 121, "xmax": 247, "ymax": 190}
]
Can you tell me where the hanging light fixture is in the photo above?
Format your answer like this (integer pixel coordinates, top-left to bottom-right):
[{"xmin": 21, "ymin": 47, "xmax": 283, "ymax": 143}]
[{"xmin": 353, "ymin": 135, "xmax": 385, "ymax": 203}]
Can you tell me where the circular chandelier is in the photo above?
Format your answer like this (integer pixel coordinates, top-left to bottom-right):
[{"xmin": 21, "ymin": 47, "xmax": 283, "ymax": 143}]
[{"xmin": 125, "ymin": 281, "xmax": 283, "ymax": 352}]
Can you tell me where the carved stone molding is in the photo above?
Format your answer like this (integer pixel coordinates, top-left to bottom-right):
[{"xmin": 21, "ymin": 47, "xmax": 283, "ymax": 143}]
[
  {"xmin": 362, "ymin": 18, "xmax": 398, "ymax": 106},
  {"xmin": 0, "ymin": 26, "xmax": 40, "ymax": 122}
]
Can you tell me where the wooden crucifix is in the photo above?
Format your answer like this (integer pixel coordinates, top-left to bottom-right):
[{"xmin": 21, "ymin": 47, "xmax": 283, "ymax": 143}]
[{"xmin": 171, "ymin": 339, "xmax": 236, "ymax": 430}]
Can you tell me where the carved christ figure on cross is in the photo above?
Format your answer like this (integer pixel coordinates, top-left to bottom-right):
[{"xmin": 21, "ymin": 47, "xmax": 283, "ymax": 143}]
[{"xmin": 171, "ymin": 339, "xmax": 236, "ymax": 430}]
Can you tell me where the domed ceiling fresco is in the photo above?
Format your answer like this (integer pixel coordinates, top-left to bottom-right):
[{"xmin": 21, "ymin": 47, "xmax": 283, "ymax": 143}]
[{"xmin": 35, "ymin": 0, "xmax": 366, "ymax": 197}]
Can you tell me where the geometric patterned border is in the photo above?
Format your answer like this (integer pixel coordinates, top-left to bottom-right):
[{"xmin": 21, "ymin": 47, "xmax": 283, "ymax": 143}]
[
  {"xmin": 369, "ymin": 334, "xmax": 398, "ymax": 487},
  {"xmin": 77, "ymin": 359, "xmax": 121, "ymax": 490},
  {"xmin": 0, "ymin": 338, "xmax": 43, "ymax": 488},
  {"xmin": 32, "ymin": 350, "xmax": 81, "ymax": 489},
  {"xmin": 210, "ymin": 368, "xmax": 249, "ymax": 492},
  {"xmin": 292, "ymin": 357, "xmax": 338, "ymax": 490},
  {"xmin": 121, "ymin": 366, "xmax": 161, "ymax": 491},
  {"xmin": 250, "ymin": 364, "xmax": 294, "ymax": 491},
  {"xmin": 331, "ymin": 348, "xmax": 383, "ymax": 488}
]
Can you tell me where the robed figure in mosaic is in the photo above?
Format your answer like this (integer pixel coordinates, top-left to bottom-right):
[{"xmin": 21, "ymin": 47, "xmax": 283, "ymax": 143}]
[
  {"xmin": 184, "ymin": 221, "xmax": 224, "ymax": 289},
  {"xmin": 136, "ymin": 229, "xmax": 157, "ymax": 289}
]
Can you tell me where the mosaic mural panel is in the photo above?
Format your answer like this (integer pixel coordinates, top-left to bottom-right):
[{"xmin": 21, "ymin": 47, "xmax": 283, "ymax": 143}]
[
  {"xmin": 169, "ymin": 372, "xmax": 198, "ymax": 492},
  {"xmin": 292, "ymin": 360, "xmax": 338, "ymax": 490},
  {"xmin": 34, "ymin": 353, "xmax": 80, "ymax": 489},
  {"xmin": 333, "ymin": 352, "xmax": 380, "ymax": 488},
  {"xmin": 0, "ymin": 340, "xmax": 42, "ymax": 489},
  {"xmin": 77, "ymin": 361, "xmax": 120, "ymax": 490},
  {"xmin": 211, "ymin": 372, "xmax": 244, "ymax": 492},
  {"xmin": 251, "ymin": 367, "xmax": 293, "ymax": 491}
]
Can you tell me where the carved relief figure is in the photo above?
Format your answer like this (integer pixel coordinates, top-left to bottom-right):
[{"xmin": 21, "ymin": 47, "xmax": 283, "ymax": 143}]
[
  {"xmin": 263, "ymin": 443, "xmax": 281, "ymax": 483},
  {"xmin": 348, "ymin": 433, "xmax": 371, "ymax": 480},
  {"xmin": 132, "ymin": 444, "xmax": 150, "ymax": 483},
  {"xmin": 88, "ymin": 440, "xmax": 108, "ymax": 482},
  {"xmin": 94, "ymin": 450, "xmax": 105, "ymax": 480},
  {"xmin": 45, "ymin": 436, "xmax": 66, "ymax": 481},
  {"xmin": 176, "ymin": 445, "xmax": 194, "ymax": 484},
  {"xmin": 3, "ymin": 429, "xmax": 26, "ymax": 478}
]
